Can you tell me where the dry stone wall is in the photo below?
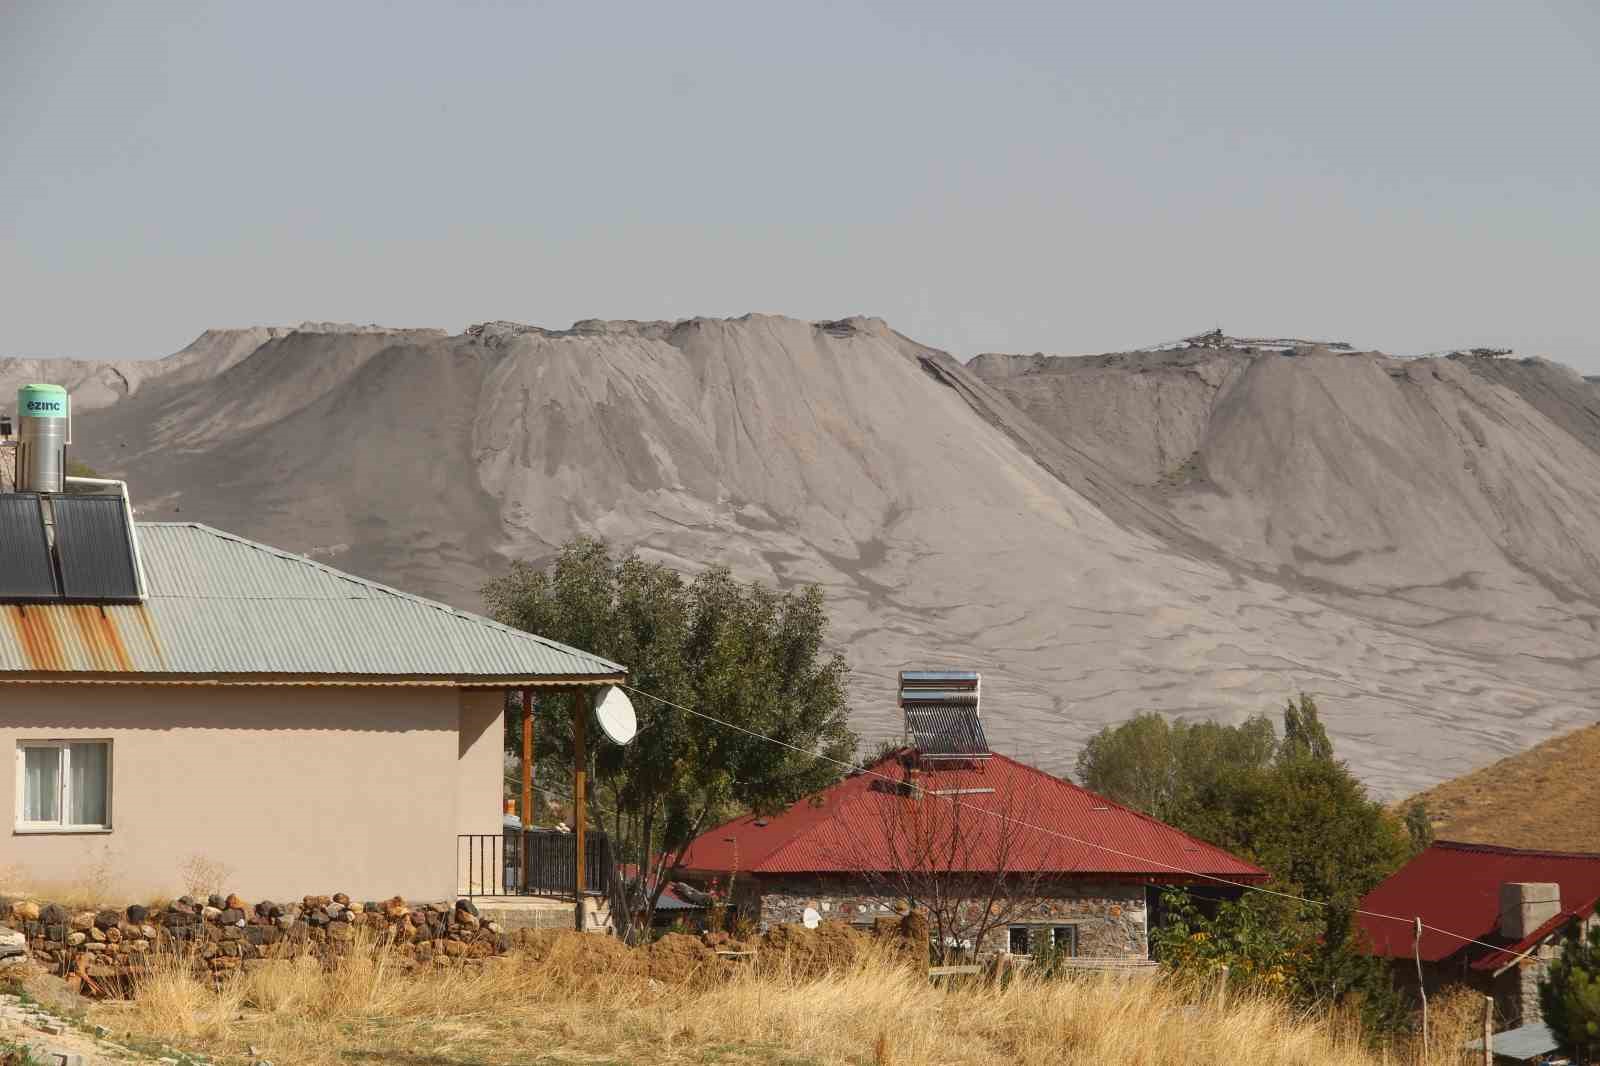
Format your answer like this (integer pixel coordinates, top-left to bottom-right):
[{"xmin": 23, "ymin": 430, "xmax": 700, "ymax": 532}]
[{"xmin": 0, "ymin": 892, "xmax": 512, "ymax": 993}]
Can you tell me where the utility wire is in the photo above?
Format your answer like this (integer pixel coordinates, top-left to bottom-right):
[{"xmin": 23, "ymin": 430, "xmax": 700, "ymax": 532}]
[{"xmin": 619, "ymin": 683, "xmax": 1545, "ymax": 969}]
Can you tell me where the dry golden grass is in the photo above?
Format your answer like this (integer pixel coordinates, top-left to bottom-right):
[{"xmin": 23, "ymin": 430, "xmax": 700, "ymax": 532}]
[
  {"xmin": 1404, "ymin": 720, "xmax": 1600, "ymax": 852},
  {"xmin": 85, "ymin": 932, "xmax": 1478, "ymax": 1066},
  {"xmin": 176, "ymin": 853, "xmax": 234, "ymax": 901},
  {"xmin": 0, "ymin": 861, "xmax": 173, "ymax": 914}
]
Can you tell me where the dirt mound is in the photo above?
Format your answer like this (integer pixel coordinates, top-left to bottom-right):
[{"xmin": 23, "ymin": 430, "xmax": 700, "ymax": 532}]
[
  {"xmin": 513, "ymin": 929, "xmax": 633, "ymax": 974},
  {"xmin": 643, "ymin": 932, "xmax": 721, "ymax": 985},
  {"xmin": 755, "ymin": 920, "xmax": 879, "ymax": 978},
  {"xmin": 512, "ymin": 929, "xmax": 732, "ymax": 987},
  {"xmin": 28, "ymin": 315, "xmax": 1600, "ymax": 795}
]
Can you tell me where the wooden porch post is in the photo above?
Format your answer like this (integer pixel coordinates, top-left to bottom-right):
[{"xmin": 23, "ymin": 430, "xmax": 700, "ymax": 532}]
[
  {"xmin": 572, "ymin": 687, "xmax": 588, "ymax": 931},
  {"xmin": 520, "ymin": 687, "xmax": 534, "ymax": 894}
]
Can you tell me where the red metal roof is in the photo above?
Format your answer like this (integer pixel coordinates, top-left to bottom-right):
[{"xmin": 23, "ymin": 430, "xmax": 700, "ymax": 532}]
[
  {"xmin": 1357, "ymin": 840, "xmax": 1600, "ymax": 963},
  {"xmin": 677, "ymin": 749, "xmax": 1267, "ymax": 882}
]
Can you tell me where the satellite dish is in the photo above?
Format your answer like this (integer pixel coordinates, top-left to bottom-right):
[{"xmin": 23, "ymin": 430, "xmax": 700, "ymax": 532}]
[
  {"xmin": 594, "ymin": 685, "xmax": 638, "ymax": 745},
  {"xmin": 802, "ymin": 907, "xmax": 821, "ymax": 930}
]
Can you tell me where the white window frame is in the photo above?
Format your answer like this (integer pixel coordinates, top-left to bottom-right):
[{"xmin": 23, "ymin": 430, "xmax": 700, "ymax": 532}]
[{"xmin": 14, "ymin": 740, "xmax": 113, "ymax": 833}]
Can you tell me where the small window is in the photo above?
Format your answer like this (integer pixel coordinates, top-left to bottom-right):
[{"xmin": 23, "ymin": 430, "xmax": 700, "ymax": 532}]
[
  {"xmin": 1052, "ymin": 925, "xmax": 1078, "ymax": 957},
  {"xmin": 1008, "ymin": 926, "xmax": 1029, "ymax": 954},
  {"xmin": 16, "ymin": 741, "xmax": 111, "ymax": 831}
]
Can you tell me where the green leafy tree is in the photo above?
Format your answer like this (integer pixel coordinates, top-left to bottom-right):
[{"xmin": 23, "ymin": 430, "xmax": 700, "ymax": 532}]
[
  {"xmin": 1074, "ymin": 712, "xmax": 1276, "ymax": 824},
  {"xmin": 1074, "ymin": 712, "xmax": 1180, "ymax": 819},
  {"xmin": 483, "ymin": 537, "xmax": 857, "ymax": 930},
  {"xmin": 1279, "ymin": 693, "xmax": 1334, "ymax": 763},
  {"xmin": 1079, "ymin": 695, "xmax": 1411, "ymax": 1028},
  {"xmin": 1402, "ymin": 800, "xmax": 1434, "ymax": 856},
  {"xmin": 1183, "ymin": 753, "xmax": 1411, "ymax": 920},
  {"xmin": 1540, "ymin": 923, "xmax": 1600, "ymax": 1060},
  {"xmin": 1150, "ymin": 889, "xmax": 1315, "ymax": 994}
]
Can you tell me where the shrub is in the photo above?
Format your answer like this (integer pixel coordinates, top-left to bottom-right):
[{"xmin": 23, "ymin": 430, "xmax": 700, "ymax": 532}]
[{"xmin": 1539, "ymin": 923, "xmax": 1600, "ymax": 1060}]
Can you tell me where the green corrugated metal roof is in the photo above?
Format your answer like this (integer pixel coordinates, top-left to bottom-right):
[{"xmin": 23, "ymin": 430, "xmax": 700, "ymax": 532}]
[{"xmin": 0, "ymin": 522, "xmax": 625, "ymax": 681}]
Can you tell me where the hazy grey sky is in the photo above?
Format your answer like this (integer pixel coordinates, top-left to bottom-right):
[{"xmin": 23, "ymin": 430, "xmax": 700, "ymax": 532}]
[{"xmin": 4, "ymin": 1, "xmax": 1597, "ymax": 368}]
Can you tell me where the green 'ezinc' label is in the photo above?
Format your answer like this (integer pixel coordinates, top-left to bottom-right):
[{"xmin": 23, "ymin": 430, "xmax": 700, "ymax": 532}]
[{"xmin": 17, "ymin": 384, "xmax": 69, "ymax": 419}]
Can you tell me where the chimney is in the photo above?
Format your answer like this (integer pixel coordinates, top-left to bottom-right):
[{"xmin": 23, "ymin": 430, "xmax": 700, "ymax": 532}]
[{"xmin": 1499, "ymin": 882, "xmax": 1561, "ymax": 940}]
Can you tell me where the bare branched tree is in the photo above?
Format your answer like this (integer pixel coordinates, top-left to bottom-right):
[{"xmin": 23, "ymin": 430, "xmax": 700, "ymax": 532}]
[{"xmin": 830, "ymin": 753, "xmax": 1051, "ymax": 964}]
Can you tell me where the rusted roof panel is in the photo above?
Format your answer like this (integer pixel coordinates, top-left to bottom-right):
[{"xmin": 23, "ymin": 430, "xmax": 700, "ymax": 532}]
[
  {"xmin": 0, "ymin": 603, "xmax": 158, "ymax": 672},
  {"xmin": 0, "ymin": 522, "xmax": 624, "ymax": 681}
]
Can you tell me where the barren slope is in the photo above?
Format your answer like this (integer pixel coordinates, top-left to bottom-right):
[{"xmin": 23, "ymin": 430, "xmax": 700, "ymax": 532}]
[
  {"xmin": 5, "ymin": 321, "xmax": 1598, "ymax": 797},
  {"xmin": 1401, "ymin": 721, "xmax": 1600, "ymax": 852}
]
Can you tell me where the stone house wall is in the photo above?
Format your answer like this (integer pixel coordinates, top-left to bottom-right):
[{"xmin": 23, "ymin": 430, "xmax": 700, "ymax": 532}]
[
  {"xmin": 1496, "ymin": 912, "xmax": 1600, "ymax": 1028},
  {"xmin": 1401, "ymin": 913, "xmax": 1600, "ymax": 1031},
  {"xmin": 744, "ymin": 874, "xmax": 1149, "ymax": 959}
]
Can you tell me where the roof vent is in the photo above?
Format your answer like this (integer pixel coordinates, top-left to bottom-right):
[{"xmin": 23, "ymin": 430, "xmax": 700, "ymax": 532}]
[{"xmin": 899, "ymin": 669, "xmax": 989, "ymax": 760}]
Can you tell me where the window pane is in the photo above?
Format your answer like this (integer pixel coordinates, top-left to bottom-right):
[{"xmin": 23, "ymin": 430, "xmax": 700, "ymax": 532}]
[
  {"xmin": 23, "ymin": 747, "xmax": 60, "ymax": 823},
  {"xmin": 1008, "ymin": 926, "xmax": 1029, "ymax": 954},
  {"xmin": 68, "ymin": 743, "xmax": 108, "ymax": 826},
  {"xmin": 1054, "ymin": 926, "xmax": 1077, "ymax": 956}
]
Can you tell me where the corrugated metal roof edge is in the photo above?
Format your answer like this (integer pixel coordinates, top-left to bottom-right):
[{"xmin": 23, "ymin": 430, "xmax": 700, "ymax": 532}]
[
  {"xmin": 139, "ymin": 523, "xmax": 627, "ymax": 674},
  {"xmin": 0, "ymin": 672, "xmax": 623, "ymax": 686},
  {"xmin": 1472, "ymin": 900, "xmax": 1599, "ymax": 974}
]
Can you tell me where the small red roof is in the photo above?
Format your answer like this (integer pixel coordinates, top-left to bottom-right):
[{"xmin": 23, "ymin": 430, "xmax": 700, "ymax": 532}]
[
  {"xmin": 1358, "ymin": 840, "xmax": 1600, "ymax": 964},
  {"xmin": 677, "ymin": 749, "xmax": 1267, "ymax": 882}
]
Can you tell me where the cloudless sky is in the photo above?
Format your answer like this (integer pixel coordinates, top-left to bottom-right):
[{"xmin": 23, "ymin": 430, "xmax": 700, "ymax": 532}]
[{"xmin": 3, "ymin": 1, "xmax": 1597, "ymax": 368}]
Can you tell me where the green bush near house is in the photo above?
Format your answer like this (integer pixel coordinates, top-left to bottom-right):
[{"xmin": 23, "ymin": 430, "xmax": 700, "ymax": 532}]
[
  {"xmin": 1080, "ymin": 695, "xmax": 1411, "ymax": 1032},
  {"xmin": 1539, "ymin": 922, "xmax": 1600, "ymax": 1060}
]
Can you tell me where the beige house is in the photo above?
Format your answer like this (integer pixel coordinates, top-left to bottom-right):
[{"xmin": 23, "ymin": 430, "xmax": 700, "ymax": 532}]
[{"xmin": 0, "ymin": 518, "xmax": 623, "ymax": 902}]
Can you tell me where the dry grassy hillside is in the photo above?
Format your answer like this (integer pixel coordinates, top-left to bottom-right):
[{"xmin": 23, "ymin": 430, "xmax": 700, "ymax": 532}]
[{"xmin": 1404, "ymin": 720, "xmax": 1600, "ymax": 852}]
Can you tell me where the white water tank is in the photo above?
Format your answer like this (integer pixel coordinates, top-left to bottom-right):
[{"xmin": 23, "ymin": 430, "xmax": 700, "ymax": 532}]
[{"xmin": 14, "ymin": 384, "xmax": 69, "ymax": 493}]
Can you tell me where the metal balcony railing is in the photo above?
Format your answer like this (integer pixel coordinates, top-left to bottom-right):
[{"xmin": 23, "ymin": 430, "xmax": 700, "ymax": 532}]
[{"xmin": 458, "ymin": 828, "xmax": 613, "ymax": 899}]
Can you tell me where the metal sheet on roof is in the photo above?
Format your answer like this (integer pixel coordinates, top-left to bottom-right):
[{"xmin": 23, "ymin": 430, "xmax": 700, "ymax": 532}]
[
  {"xmin": 1358, "ymin": 840, "xmax": 1600, "ymax": 963},
  {"xmin": 1463, "ymin": 1020, "xmax": 1556, "ymax": 1060},
  {"xmin": 0, "ymin": 522, "xmax": 625, "ymax": 680},
  {"xmin": 52, "ymin": 495, "xmax": 141, "ymax": 603},
  {"xmin": 678, "ymin": 749, "xmax": 1270, "ymax": 881},
  {"xmin": 0, "ymin": 494, "xmax": 58, "ymax": 601}
]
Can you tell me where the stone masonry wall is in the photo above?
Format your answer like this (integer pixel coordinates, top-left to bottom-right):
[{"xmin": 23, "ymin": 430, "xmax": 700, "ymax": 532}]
[
  {"xmin": 1499, "ymin": 913, "xmax": 1600, "ymax": 1028},
  {"xmin": 748, "ymin": 874, "xmax": 1148, "ymax": 959},
  {"xmin": 0, "ymin": 891, "xmax": 512, "ymax": 993}
]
